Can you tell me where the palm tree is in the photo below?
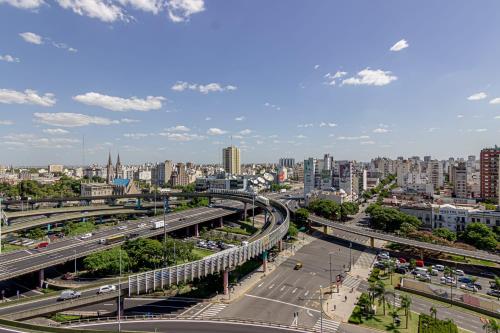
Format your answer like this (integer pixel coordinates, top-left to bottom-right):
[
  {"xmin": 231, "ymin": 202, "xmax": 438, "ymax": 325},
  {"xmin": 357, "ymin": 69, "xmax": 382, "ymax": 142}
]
[
  {"xmin": 400, "ymin": 295, "xmax": 412, "ymax": 329},
  {"xmin": 429, "ymin": 306, "xmax": 437, "ymax": 322},
  {"xmin": 483, "ymin": 319, "xmax": 499, "ymax": 333},
  {"xmin": 375, "ymin": 280, "xmax": 387, "ymax": 315},
  {"xmin": 387, "ymin": 260, "xmax": 396, "ymax": 285},
  {"xmin": 494, "ymin": 276, "xmax": 500, "ymax": 301},
  {"xmin": 443, "ymin": 266, "xmax": 452, "ymax": 277},
  {"xmin": 389, "ymin": 308, "xmax": 399, "ymax": 326}
]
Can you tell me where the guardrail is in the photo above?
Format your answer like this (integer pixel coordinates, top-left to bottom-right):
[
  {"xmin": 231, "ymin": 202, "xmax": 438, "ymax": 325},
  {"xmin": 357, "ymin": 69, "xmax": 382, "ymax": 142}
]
[
  {"xmin": 128, "ymin": 198, "xmax": 289, "ymax": 296},
  {"xmin": 59, "ymin": 315, "xmax": 316, "ymax": 332}
]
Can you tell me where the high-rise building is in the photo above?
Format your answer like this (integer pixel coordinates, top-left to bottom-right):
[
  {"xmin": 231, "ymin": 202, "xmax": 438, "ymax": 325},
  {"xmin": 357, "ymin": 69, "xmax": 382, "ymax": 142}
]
[
  {"xmin": 338, "ymin": 160, "xmax": 353, "ymax": 195},
  {"xmin": 424, "ymin": 156, "xmax": 431, "ymax": 163},
  {"xmin": 480, "ymin": 146, "xmax": 500, "ymax": 203},
  {"xmin": 48, "ymin": 164, "xmax": 64, "ymax": 173},
  {"xmin": 171, "ymin": 163, "xmax": 189, "ymax": 186},
  {"xmin": 279, "ymin": 158, "xmax": 295, "ymax": 168},
  {"xmin": 222, "ymin": 146, "xmax": 241, "ymax": 175},
  {"xmin": 304, "ymin": 158, "xmax": 316, "ymax": 195},
  {"xmin": 152, "ymin": 160, "xmax": 173, "ymax": 186},
  {"xmin": 453, "ymin": 162, "xmax": 467, "ymax": 199},
  {"xmin": 427, "ymin": 160, "xmax": 443, "ymax": 190}
]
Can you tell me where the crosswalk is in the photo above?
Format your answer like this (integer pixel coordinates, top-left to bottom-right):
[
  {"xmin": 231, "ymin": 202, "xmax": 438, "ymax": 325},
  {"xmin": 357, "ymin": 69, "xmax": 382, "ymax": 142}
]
[
  {"xmin": 197, "ymin": 303, "xmax": 227, "ymax": 318},
  {"xmin": 312, "ymin": 318, "xmax": 340, "ymax": 333},
  {"xmin": 342, "ymin": 275, "xmax": 361, "ymax": 289}
]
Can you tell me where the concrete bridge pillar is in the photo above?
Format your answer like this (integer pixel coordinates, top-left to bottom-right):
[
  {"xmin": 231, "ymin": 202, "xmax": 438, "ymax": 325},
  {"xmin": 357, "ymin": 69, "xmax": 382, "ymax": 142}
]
[
  {"xmin": 136, "ymin": 198, "xmax": 142, "ymax": 209},
  {"xmin": 369, "ymin": 236, "xmax": 375, "ymax": 248},
  {"xmin": 194, "ymin": 224, "xmax": 199, "ymax": 237},
  {"xmin": 278, "ymin": 240, "xmax": 283, "ymax": 252},
  {"xmin": 38, "ymin": 269, "xmax": 45, "ymax": 288},
  {"xmin": 223, "ymin": 270, "xmax": 229, "ymax": 295},
  {"xmin": 243, "ymin": 203, "xmax": 247, "ymax": 221},
  {"xmin": 323, "ymin": 225, "xmax": 328, "ymax": 234},
  {"xmin": 219, "ymin": 217, "xmax": 223, "ymax": 228},
  {"xmin": 419, "ymin": 249, "xmax": 424, "ymax": 260},
  {"xmin": 262, "ymin": 251, "xmax": 268, "ymax": 273}
]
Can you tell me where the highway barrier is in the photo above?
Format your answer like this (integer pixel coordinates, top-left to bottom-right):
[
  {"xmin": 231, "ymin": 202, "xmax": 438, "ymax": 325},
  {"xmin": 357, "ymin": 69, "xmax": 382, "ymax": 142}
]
[
  {"xmin": 128, "ymin": 198, "xmax": 289, "ymax": 296},
  {"xmin": 400, "ymin": 278, "xmax": 500, "ymax": 318},
  {"xmin": 0, "ymin": 317, "xmax": 134, "ymax": 333}
]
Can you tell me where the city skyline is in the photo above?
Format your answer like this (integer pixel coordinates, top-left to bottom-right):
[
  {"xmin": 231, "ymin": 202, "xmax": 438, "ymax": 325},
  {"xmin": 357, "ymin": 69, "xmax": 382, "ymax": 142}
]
[{"xmin": 1, "ymin": 1, "xmax": 500, "ymax": 165}]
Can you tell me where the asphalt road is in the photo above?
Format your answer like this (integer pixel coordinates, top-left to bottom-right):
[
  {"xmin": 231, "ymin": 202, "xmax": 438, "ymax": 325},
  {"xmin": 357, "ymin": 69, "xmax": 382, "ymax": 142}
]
[
  {"xmin": 68, "ymin": 320, "xmax": 309, "ymax": 333},
  {"xmin": 218, "ymin": 233, "xmax": 370, "ymax": 330},
  {"xmin": 0, "ymin": 200, "xmax": 244, "ymax": 282}
]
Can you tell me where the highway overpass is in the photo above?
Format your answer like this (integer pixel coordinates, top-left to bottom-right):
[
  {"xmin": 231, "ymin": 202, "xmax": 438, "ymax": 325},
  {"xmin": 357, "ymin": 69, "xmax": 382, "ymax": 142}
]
[{"xmin": 0, "ymin": 195, "xmax": 289, "ymax": 321}]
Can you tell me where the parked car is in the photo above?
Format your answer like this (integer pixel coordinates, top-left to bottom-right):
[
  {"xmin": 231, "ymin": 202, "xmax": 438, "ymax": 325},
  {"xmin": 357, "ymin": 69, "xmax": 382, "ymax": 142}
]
[
  {"xmin": 398, "ymin": 258, "xmax": 407, "ymax": 264},
  {"xmin": 453, "ymin": 269, "xmax": 465, "ymax": 276},
  {"xmin": 395, "ymin": 267, "xmax": 407, "ymax": 274},
  {"xmin": 374, "ymin": 261, "xmax": 386, "ymax": 269},
  {"xmin": 415, "ymin": 260, "xmax": 424, "ymax": 267},
  {"xmin": 458, "ymin": 276, "xmax": 472, "ymax": 284},
  {"xmin": 432, "ymin": 264, "xmax": 445, "ymax": 271},
  {"xmin": 417, "ymin": 274, "xmax": 431, "ymax": 282},
  {"xmin": 460, "ymin": 284, "xmax": 478, "ymax": 292},
  {"xmin": 58, "ymin": 290, "xmax": 81, "ymax": 301},
  {"xmin": 137, "ymin": 223, "xmax": 147, "ymax": 228},
  {"xmin": 441, "ymin": 276, "xmax": 456, "ymax": 285},
  {"xmin": 429, "ymin": 269, "xmax": 439, "ymax": 276},
  {"xmin": 487, "ymin": 289, "xmax": 500, "ymax": 297},
  {"xmin": 97, "ymin": 285, "xmax": 117, "ymax": 294}
]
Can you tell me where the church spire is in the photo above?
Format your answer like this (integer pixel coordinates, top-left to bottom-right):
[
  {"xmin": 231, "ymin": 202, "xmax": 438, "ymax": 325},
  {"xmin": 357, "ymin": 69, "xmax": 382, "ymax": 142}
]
[
  {"xmin": 115, "ymin": 153, "xmax": 122, "ymax": 179},
  {"xmin": 106, "ymin": 151, "xmax": 113, "ymax": 184}
]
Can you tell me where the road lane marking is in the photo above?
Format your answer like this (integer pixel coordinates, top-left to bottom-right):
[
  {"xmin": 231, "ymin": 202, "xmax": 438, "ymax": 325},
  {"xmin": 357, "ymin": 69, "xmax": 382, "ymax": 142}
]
[
  {"xmin": 244, "ymin": 294, "xmax": 320, "ymax": 313},
  {"xmin": 257, "ymin": 282, "xmax": 263, "ymax": 287},
  {"xmin": 292, "ymin": 288, "xmax": 297, "ymax": 294},
  {"xmin": 307, "ymin": 309, "xmax": 314, "ymax": 317},
  {"xmin": 268, "ymin": 284, "xmax": 275, "ymax": 289},
  {"xmin": 304, "ymin": 291, "xmax": 309, "ymax": 297},
  {"xmin": 280, "ymin": 286, "xmax": 286, "ymax": 291}
]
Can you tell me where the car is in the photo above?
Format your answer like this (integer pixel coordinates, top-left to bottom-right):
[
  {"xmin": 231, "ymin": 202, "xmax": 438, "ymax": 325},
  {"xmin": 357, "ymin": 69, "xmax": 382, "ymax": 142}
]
[
  {"xmin": 472, "ymin": 282, "xmax": 482, "ymax": 290},
  {"xmin": 432, "ymin": 264, "xmax": 445, "ymax": 271},
  {"xmin": 294, "ymin": 262, "xmax": 303, "ymax": 270},
  {"xmin": 417, "ymin": 273, "xmax": 431, "ymax": 282},
  {"xmin": 440, "ymin": 276, "xmax": 447, "ymax": 284},
  {"xmin": 441, "ymin": 276, "xmax": 455, "ymax": 284},
  {"xmin": 415, "ymin": 260, "xmax": 424, "ymax": 267},
  {"xmin": 453, "ymin": 269, "xmax": 465, "ymax": 276},
  {"xmin": 137, "ymin": 223, "xmax": 147, "ymax": 228},
  {"xmin": 487, "ymin": 289, "xmax": 500, "ymax": 297},
  {"xmin": 80, "ymin": 233, "xmax": 92, "ymax": 240},
  {"xmin": 489, "ymin": 281, "xmax": 499, "ymax": 290},
  {"xmin": 458, "ymin": 276, "xmax": 472, "ymax": 284},
  {"xmin": 429, "ymin": 269, "xmax": 439, "ymax": 276},
  {"xmin": 36, "ymin": 242, "xmax": 49, "ymax": 249},
  {"xmin": 395, "ymin": 267, "xmax": 407, "ymax": 274},
  {"xmin": 378, "ymin": 253, "xmax": 390, "ymax": 260},
  {"xmin": 374, "ymin": 261, "xmax": 386, "ymax": 269},
  {"xmin": 117, "ymin": 225, "xmax": 128, "ymax": 230},
  {"xmin": 97, "ymin": 285, "xmax": 117, "ymax": 294},
  {"xmin": 398, "ymin": 258, "xmax": 407, "ymax": 264},
  {"xmin": 460, "ymin": 284, "xmax": 478, "ymax": 292},
  {"xmin": 58, "ymin": 290, "xmax": 81, "ymax": 301}
]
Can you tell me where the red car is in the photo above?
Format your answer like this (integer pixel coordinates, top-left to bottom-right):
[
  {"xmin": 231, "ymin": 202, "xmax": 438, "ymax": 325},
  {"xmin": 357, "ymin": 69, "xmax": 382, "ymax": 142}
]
[
  {"xmin": 36, "ymin": 242, "xmax": 49, "ymax": 249},
  {"xmin": 416, "ymin": 259, "xmax": 424, "ymax": 267},
  {"xmin": 398, "ymin": 258, "xmax": 407, "ymax": 263}
]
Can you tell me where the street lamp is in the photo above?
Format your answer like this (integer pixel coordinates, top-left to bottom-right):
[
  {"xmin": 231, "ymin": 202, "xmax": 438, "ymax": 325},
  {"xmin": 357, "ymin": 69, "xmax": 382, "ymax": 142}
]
[
  {"xmin": 319, "ymin": 285, "xmax": 323, "ymax": 333},
  {"xmin": 252, "ymin": 194, "xmax": 255, "ymax": 227},
  {"xmin": 0, "ymin": 197, "xmax": 3, "ymax": 254},
  {"xmin": 74, "ymin": 250, "xmax": 77, "ymax": 276},
  {"xmin": 118, "ymin": 246, "xmax": 122, "ymax": 332}
]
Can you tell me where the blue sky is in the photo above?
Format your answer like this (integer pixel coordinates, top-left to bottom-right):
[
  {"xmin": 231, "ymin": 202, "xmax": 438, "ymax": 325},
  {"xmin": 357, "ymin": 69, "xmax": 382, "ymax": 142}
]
[{"xmin": 1, "ymin": 0, "xmax": 499, "ymax": 166}]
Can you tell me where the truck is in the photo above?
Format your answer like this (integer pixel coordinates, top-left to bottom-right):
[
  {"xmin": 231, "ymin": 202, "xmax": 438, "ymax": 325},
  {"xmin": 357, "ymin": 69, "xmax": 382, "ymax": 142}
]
[
  {"xmin": 151, "ymin": 220, "xmax": 165, "ymax": 229},
  {"xmin": 99, "ymin": 234, "xmax": 126, "ymax": 245}
]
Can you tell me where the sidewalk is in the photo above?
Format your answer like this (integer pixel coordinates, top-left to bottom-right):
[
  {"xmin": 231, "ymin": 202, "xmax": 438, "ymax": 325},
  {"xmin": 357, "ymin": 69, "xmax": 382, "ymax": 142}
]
[
  {"xmin": 322, "ymin": 251, "xmax": 375, "ymax": 322},
  {"xmin": 214, "ymin": 232, "xmax": 316, "ymax": 303}
]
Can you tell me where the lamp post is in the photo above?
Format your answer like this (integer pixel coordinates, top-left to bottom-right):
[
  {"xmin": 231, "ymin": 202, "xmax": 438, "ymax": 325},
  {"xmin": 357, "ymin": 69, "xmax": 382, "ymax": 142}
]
[
  {"xmin": 118, "ymin": 247, "xmax": 122, "ymax": 332},
  {"xmin": 163, "ymin": 197, "xmax": 168, "ymax": 267},
  {"xmin": 252, "ymin": 194, "xmax": 255, "ymax": 227},
  {"xmin": 0, "ymin": 197, "xmax": 3, "ymax": 254},
  {"xmin": 319, "ymin": 285, "xmax": 323, "ymax": 333},
  {"xmin": 74, "ymin": 250, "xmax": 77, "ymax": 275}
]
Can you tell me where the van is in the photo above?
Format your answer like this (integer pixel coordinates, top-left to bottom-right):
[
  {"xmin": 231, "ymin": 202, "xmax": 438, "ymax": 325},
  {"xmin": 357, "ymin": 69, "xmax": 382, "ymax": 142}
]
[
  {"xmin": 413, "ymin": 267, "xmax": 427, "ymax": 275},
  {"xmin": 432, "ymin": 264, "xmax": 445, "ymax": 271},
  {"xmin": 58, "ymin": 290, "xmax": 81, "ymax": 301}
]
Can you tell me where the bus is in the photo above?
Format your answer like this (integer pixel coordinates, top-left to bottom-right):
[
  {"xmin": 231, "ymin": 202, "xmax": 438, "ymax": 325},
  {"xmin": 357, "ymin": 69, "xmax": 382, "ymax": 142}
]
[{"xmin": 99, "ymin": 234, "xmax": 126, "ymax": 245}]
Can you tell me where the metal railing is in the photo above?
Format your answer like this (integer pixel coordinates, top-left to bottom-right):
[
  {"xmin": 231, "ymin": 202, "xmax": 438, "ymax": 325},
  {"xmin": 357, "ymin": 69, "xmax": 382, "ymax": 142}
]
[{"xmin": 128, "ymin": 198, "xmax": 289, "ymax": 296}]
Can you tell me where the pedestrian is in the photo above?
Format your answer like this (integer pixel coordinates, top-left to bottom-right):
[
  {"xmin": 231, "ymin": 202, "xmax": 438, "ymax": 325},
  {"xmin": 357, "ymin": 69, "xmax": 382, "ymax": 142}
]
[{"xmin": 345, "ymin": 295, "xmax": 347, "ymax": 302}]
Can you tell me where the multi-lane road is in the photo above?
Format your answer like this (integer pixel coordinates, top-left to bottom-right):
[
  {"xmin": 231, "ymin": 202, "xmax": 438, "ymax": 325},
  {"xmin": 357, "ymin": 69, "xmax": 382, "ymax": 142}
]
[{"xmin": 0, "ymin": 201, "xmax": 245, "ymax": 282}]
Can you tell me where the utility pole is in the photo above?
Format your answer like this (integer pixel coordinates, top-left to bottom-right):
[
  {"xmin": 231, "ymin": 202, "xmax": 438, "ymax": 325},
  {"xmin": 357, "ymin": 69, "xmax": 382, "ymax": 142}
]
[
  {"xmin": 0, "ymin": 197, "xmax": 3, "ymax": 254},
  {"xmin": 252, "ymin": 194, "xmax": 255, "ymax": 227},
  {"xmin": 118, "ymin": 246, "xmax": 122, "ymax": 332},
  {"xmin": 300, "ymin": 287, "xmax": 326, "ymax": 333},
  {"xmin": 74, "ymin": 250, "xmax": 77, "ymax": 275},
  {"xmin": 163, "ymin": 197, "xmax": 168, "ymax": 267},
  {"xmin": 349, "ymin": 242, "xmax": 352, "ymax": 272}
]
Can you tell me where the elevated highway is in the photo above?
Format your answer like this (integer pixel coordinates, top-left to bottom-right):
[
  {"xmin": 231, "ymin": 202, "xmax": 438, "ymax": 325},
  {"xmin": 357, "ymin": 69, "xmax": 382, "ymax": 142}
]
[
  {"xmin": 286, "ymin": 201, "xmax": 500, "ymax": 264},
  {"xmin": 0, "ymin": 193, "xmax": 289, "ymax": 321}
]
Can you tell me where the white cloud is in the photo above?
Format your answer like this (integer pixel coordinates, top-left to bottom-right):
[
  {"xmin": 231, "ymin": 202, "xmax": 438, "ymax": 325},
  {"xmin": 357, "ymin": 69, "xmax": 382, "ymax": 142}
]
[
  {"xmin": 118, "ymin": 0, "xmax": 162, "ymax": 14},
  {"xmin": 490, "ymin": 97, "xmax": 500, "ymax": 104},
  {"xmin": 0, "ymin": 54, "xmax": 20, "ymax": 63},
  {"xmin": 264, "ymin": 102, "xmax": 280, "ymax": 111},
  {"xmin": 319, "ymin": 122, "xmax": 337, "ymax": 128},
  {"xmin": 34, "ymin": 112, "xmax": 119, "ymax": 127},
  {"xmin": 43, "ymin": 128, "xmax": 69, "ymax": 135},
  {"xmin": 171, "ymin": 81, "xmax": 237, "ymax": 94},
  {"xmin": 19, "ymin": 32, "xmax": 43, "ymax": 44},
  {"xmin": 297, "ymin": 123, "xmax": 313, "ymax": 128},
  {"xmin": 0, "ymin": 0, "xmax": 44, "ymax": 9},
  {"xmin": 166, "ymin": 125, "xmax": 190, "ymax": 132},
  {"xmin": 314, "ymin": 64, "xmax": 320, "ymax": 70},
  {"xmin": 73, "ymin": 92, "xmax": 165, "ymax": 112},
  {"xmin": 427, "ymin": 127, "xmax": 439, "ymax": 132},
  {"xmin": 124, "ymin": 132, "xmax": 149, "ymax": 139},
  {"xmin": 159, "ymin": 132, "xmax": 204, "ymax": 141},
  {"xmin": 360, "ymin": 140, "xmax": 375, "ymax": 145},
  {"xmin": 342, "ymin": 68, "xmax": 397, "ymax": 86},
  {"xmin": 457, "ymin": 114, "xmax": 464, "ymax": 118},
  {"xmin": 296, "ymin": 134, "xmax": 307, "ymax": 139},
  {"xmin": 324, "ymin": 71, "xmax": 347, "ymax": 85},
  {"xmin": 205, "ymin": 117, "xmax": 211, "ymax": 121},
  {"xmin": 166, "ymin": 0, "xmax": 205, "ymax": 22},
  {"xmin": 120, "ymin": 118, "xmax": 140, "ymax": 123},
  {"xmin": 337, "ymin": 135, "xmax": 370, "ymax": 140},
  {"xmin": 495, "ymin": 116, "xmax": 500, "ymax": 120},
  {"xmin": 2, "ymin": 133, "xmax": 79, "ymax": 148},
  {"xmin": 56, "ymin": 0, "xmax": 128, "ymax": 22},
  {"xmin": 239, "ymin": 129, "xmax": 252, "ymax": 135},
  {"xmin": 0, "ymin": 120, "xmax": 14, "ymax": 125},
  {"xmin": 467, "ymin": 92, "xmax": 487, "ymax": 101},
  {"xmin": 207, "ymin": 128, "xmax": 227, "ymax": 136},
  {"xmin": 0, "ymin": 88, "xmax": 56, "ymax": 107},
  {"xmin": 390, "ymin": 39, "xmax": 409, "ymax": 52},
  {"xmin": 234, "ymin": 116, "xmax": 245, "ymax": 121},
  {"xmin": 373, "ymin": 128, "xmax": 390, "ymax": 133},
  {"xmin": 473, "ymin": 128, "xmax": 487, "ymax": 132}
]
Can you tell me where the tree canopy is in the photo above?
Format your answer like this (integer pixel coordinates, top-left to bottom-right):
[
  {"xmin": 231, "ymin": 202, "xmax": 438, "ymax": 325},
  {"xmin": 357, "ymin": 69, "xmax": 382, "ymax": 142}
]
[
  {"xmin": 461, "ymin": 222, "xmax": 498, "ymax": 251},
  {"xmin": 366, "ymin": 204, "xmax": 421, "ymax": 232}
]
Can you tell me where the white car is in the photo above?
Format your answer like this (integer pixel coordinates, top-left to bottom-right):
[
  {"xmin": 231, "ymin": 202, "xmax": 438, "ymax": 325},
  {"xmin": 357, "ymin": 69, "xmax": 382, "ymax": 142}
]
[
  {"xmin": 97, "ymin": 285, "xmax": 117, "ymax": 294},
  {"xmin": 460, "ymin": 284, "xmax": 478, "ymax": 292},
  {"xmin": 454, "ymin": 269, "xmax": 465, "ymax": 276},
  {"xmin": 432, "ymin": 264, "xmax": 445, "ymax": 271},
  {"xmin": 80, "ymin": 233, "xmax": 92, "ymax": 240},
  {"xmin": 117, "ymin": 225, "xmax": 128, "ymax": 230},
  {"xmin": 137, "ymin": 223, "xmax": 147, "ymax": 228}
]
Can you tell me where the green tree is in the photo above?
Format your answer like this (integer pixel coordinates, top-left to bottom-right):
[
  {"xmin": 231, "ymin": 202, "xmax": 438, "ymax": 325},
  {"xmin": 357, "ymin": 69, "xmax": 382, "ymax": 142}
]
[
  {"xmin": 294, "ymin": 208, "xmax": 309, "ymax": 228},
  {"xmin": 26, "ymin": 227, "xmax": 46, "ymax": 240},
  {"xmin": 483, "ymin": 319, "xmax": 499, "ymax": 333},
  {"xmin": 429, "ymin": 306, "xmax": 437, "ymax": 322},
  {"xmin": 400, "ymin": 295, "xmax": 412, "ymax": 328},
  {"xmin": 287, "ymin": 223, "xmax": 298, "ymax": 238},
  {"xmin": 83, "ymin": 248, "xmax": 129, "ymax": 276},
  {"xmin": 461, "ymin": 222, "xmax": 498, "ymax": 251},
  {"xmin": 308, "ymin": 199, "xmax": 340, "ymax": 220},
  {"xmin": 123, "ymin": 238, "xmax": 163, "ymax": 271},
  {"xmin": 399, "ymin": 222, "xmax": 417, "ymax": 236},
  {"xmin": 432, "ymin": 228, "xmax": 457, "ymax": 242},
  {"xmin": 340, "ymin": 202, "xmax": 359, "ymax": 221},
  {"xmin": 409, "ymin": 259, "xmax": 417, "ymax": 270}
]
